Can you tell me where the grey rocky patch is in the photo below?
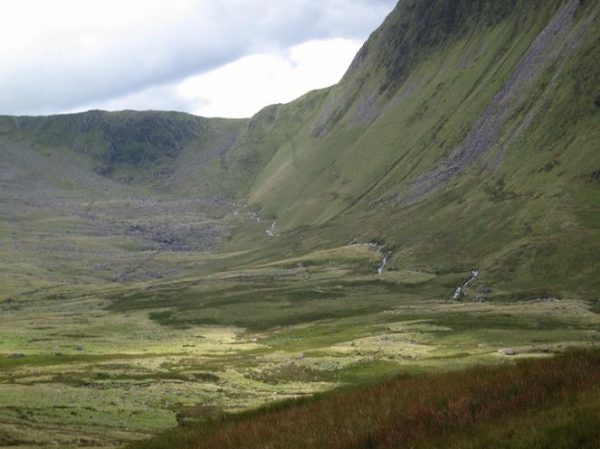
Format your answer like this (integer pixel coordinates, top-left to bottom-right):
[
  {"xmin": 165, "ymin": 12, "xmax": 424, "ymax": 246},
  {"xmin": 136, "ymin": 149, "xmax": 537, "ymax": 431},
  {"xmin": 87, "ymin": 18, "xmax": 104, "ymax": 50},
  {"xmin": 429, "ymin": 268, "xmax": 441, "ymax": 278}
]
[
  {"xmin": 488, "ymin": 4, "xmax": 600, "ymax": 172},
  {"xmin": 0, "ymin": 133, "xmax": 233, "ymax": 283},
  {"xmin": 124, "ymin": 221, "xmax": 227, "ymax": 252},
  {"xmin": 403, "ymin": 0, "xmax": 583, "ymax": 202},
  {"xmin": 498, "ymin": 348, "xmax": 517, "ymax": 356},
  {"xmin": 350, "ymin": 91, "xmax": 380, "ymax": 126},
  {"xmin": 168, "ymin": 124, "xmax": 242, "ymax": 187},
  {"xmin": 7, "ymin": 353, "xmax": 26, "ymax": 359},
  {"xmin": 312, "ymin": 90, "xmax": 346, "ymax": 138},
  {"xmin": 385, "ymin": 83, "xmax": 418, "ymax": 113}
]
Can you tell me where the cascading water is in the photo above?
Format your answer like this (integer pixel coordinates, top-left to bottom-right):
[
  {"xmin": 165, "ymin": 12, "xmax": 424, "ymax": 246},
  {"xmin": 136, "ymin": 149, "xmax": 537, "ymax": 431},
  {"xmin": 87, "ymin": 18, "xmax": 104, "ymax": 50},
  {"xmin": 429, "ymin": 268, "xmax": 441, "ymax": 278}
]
[
  {"xmin": 451, "ymin": 270, "xmax": 479, "ymax": 300},
  {"xmin": 378, "ymin": 251, "xmax": 392, "ymax": 275}
]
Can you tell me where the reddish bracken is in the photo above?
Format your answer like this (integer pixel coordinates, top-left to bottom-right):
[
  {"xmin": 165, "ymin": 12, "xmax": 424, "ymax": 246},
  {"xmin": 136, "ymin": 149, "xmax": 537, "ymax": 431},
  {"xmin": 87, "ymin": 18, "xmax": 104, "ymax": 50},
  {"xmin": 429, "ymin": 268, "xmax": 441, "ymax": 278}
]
[{"xmin": 169, "ymin": 351, "xmax": 600, "ymax": 449}]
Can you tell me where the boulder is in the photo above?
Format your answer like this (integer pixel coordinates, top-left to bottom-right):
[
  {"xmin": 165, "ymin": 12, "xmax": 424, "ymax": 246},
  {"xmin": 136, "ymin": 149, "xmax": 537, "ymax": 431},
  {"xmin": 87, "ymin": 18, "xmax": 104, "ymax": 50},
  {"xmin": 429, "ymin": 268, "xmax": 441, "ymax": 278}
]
[{"xmin": 498, "ymin": 348, "xmax": 517, "ymax": 356}]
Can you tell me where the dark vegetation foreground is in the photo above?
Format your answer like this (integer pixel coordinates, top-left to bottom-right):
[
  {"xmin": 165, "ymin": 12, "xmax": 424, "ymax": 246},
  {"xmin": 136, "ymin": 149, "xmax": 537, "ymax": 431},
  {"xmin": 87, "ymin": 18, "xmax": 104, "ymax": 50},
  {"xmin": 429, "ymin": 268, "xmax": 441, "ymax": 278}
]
[{"xmin": 129, "ymin": 350, "xmax": 600, "ymax": 449}]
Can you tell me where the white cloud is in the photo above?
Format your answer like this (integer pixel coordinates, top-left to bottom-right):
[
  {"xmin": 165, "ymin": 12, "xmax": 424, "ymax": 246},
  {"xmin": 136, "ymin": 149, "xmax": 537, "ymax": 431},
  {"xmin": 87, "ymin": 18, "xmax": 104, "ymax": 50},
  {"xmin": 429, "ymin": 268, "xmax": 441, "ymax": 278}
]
[
  {"xmin": 0, "ymin": 0, "xmax": 396, "ymax": 116},
  {"xmin": 73, "ymin": 38, "xmax": 362, "ymax": 118},
  {"xmin": 181, "ymin": 39, "xmax": 363, "ymax": 118}
]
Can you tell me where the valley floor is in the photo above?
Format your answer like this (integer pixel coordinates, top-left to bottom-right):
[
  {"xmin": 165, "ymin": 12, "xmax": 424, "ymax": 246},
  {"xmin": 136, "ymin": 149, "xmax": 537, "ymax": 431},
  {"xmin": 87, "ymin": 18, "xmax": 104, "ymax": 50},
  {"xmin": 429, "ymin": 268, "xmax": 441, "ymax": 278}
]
[{"xmin": 1, "ymin": 241, "xmax": 599, "ymax": 447}]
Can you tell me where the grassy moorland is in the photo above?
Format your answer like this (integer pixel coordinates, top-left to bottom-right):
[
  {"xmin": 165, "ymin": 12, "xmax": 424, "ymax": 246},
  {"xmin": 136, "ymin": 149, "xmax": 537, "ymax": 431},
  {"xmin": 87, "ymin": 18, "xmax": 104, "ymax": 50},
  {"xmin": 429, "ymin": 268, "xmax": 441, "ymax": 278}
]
[
  {"xmin": 1, "ymin": 241, "xmax": 599, "ymax": 447},
  {"xmin": 128, "ymin": 349, "xmax": 600, "ymax": 449},
  {"xmin": 1, "ymin": 0, "xmax": 600, "ymax": 447}
]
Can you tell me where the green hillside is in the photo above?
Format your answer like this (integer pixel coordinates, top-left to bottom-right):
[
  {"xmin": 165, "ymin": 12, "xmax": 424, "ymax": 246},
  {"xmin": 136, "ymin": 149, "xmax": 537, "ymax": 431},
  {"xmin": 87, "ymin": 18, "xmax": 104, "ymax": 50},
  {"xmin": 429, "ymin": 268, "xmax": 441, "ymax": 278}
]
[
  {"xmin": 1, "ymin": 0, "xmax": 600, "ymax": 447},
  {"xmin": 230, "ymin": 0, "xmax": 600, "ymax": 296}
]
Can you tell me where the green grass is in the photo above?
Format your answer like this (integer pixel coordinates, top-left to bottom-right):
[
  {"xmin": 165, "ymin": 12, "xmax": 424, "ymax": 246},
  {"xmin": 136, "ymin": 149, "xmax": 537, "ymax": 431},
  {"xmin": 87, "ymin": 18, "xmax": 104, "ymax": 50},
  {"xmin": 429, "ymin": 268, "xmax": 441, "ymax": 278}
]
[{"xmin": 2, "ymin": 252, "xmax": 598, "ymax": 447}]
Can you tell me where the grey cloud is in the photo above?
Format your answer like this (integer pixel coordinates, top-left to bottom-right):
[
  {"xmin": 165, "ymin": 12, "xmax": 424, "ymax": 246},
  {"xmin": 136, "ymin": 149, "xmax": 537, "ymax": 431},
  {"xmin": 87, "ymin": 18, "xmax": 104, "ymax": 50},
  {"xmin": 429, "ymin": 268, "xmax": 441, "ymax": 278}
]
[{"xmin": 1, "ymin": 0, "xmax": 397, "ymax": 116}]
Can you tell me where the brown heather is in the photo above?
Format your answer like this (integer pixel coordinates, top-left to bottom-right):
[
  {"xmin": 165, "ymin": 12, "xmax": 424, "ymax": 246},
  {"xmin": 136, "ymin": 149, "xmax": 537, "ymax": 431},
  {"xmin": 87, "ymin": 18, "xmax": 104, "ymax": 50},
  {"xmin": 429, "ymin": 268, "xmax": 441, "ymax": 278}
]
[{"xmin": 131, "ymin": 350, "xmax": 600, "ymax": 449}]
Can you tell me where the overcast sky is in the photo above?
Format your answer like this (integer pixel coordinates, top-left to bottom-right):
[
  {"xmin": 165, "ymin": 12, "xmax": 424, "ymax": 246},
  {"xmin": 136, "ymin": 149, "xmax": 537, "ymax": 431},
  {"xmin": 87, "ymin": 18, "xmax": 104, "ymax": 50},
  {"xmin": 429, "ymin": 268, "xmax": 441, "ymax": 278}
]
[{"xmin": 1, "ymin": 0, "xmax": 396, "ymax": 118}]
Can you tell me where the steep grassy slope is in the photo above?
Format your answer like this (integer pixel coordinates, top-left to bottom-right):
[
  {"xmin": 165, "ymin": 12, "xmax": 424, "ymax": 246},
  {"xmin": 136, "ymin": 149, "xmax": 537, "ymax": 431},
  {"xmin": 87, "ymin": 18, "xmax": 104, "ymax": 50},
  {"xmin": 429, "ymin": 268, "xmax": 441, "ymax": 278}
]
[{"xmin": 215, "ymin": 0, "xmax": 600, "ymax": 297}]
